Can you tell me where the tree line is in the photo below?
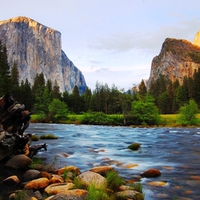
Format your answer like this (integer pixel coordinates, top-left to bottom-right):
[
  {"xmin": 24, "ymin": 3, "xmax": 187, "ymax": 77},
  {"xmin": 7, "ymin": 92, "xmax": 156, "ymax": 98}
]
[{"xmin": 1, "ymin": 40, "xmax": 200, "ymax": 125}]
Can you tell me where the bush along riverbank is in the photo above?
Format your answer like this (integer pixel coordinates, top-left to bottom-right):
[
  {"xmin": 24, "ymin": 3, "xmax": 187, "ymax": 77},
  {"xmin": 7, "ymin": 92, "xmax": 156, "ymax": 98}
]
[{"xmin": 0, "ymin": 154, "xmax": 152, "ymax": 200}]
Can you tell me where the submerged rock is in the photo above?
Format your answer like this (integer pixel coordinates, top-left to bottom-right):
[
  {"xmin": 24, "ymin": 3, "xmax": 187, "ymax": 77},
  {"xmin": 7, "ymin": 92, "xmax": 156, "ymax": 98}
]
[{"xmin": 140, "ymin": 168, "xmax": 161, "ymax": 178}]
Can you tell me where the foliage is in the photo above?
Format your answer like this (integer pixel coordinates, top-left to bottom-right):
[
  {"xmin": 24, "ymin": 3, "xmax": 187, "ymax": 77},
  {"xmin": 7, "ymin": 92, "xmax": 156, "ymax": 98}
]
[
  {"xmin": 48, "ymin": 98, "xmax": 68, "ymax": 121},
  {"xmin": 29, "ymin": 157, "xmax": 43, "ymax": 169},
  {"xmin": 132, "ymin": 95, "xmax": 160, "ymax": 125},
  {"xmin": 31, "ymin": 134, "xmax": 39, "ymax": 141},
  {"xmin": 81, "ymin": 112, "xmax": 123, "ymax": 125},
  {"xmin": 177, "ymin": 99, "xmax": 199, "ymax": 125}
]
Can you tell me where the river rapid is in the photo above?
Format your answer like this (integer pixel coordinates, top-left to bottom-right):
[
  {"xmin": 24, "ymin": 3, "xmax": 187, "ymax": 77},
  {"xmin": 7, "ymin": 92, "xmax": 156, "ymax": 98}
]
[{"xmin": 25, "ymin": 123, "xmax": 200, "ymax": 200}]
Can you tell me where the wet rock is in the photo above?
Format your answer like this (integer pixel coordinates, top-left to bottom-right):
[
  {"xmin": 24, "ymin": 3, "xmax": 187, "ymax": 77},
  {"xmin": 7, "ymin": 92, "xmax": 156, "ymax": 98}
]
[
  {"xmin": 45, "ymin": 189, "xmax": 88, "ymax": 200},
  {"xmin": 127, "ymin": 143, "xmax": 141, "ymax": 151},
  {"xmin": 24, "ymin": 177, "xmax": 50, "ymax": 190},
  {"xmin": 148, "ymin": 181, "xmax": 167, "ymax": 186},
  {"xmin": 115, "ymin": 190, "xmax": 144, "ymax": 200},
  {"xmin": 5, "ymin": 154, "xmax": 32, "ymax": 169},
  {"xmin": 77, "ymin": 171, "xmax": 106, "ymax": 188},
  {"xmin": 119, "ymin": 185, "xmax": 135, "ymax": 191},
  {"xmin": 140, "ymin": 168, "xmax": 161, "ymax": 178},
  {"xmin": 2, "ymin": 175, "xmax": 20, "ymax": 187},
  {"xmin": 23, "ymin": 169, "xmax": 41, "ymax": 181},
  {"xmin": 89, "ymin": 165, "xmax": 114, "ymax": 176},
  {"xmin": 44, "ymin": 182, "xmax": 75, "ymax": 195}
]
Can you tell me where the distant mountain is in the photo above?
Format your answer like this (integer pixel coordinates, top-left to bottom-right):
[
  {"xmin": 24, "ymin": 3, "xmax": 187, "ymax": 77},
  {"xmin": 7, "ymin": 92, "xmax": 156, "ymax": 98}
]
[
  {"xmin": 0, "ymin": 16, "xmax": 87, "ymax": 94},
  {"xmin": 148, "ymin": 35, "xmax": 200, "ymax": 89}
]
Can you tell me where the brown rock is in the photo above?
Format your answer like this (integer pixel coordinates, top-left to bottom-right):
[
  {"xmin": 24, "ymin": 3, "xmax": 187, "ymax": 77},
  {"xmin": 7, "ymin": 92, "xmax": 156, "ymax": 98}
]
[
  {"xmin": 141, "ymin": 168, "xmax": 161, "ymax": 178},
  {"xmin": 2, "ymin": 175, "xmax": 20, "ymax": 187},
  {"xmin": 57, "ymin": 166, "xmax": 81, "ymax": 176},
  {"xmin": 24, "ymin": 177, "xmax": 49, "ymax": 190},
  {"xmin": 5, "ymin": 154, "xmax": 32, "ymax": 169},
  {"xmin": 44, "ymin": 182, "xmax": 75, "ymax": 195},
  {"xmin": 40, "ymin": 171, "xmax": 52, "ymax": 179},
  {"xmin": 49, "ymin": 174, "xmax": 64, "ymax": 184},
  {"xmin": 89, "ymin": 166, "xmax": 114, "ymax": 176}
]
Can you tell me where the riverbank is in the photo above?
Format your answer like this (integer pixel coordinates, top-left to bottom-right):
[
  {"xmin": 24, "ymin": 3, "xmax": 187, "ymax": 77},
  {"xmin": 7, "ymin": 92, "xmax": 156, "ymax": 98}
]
[{"xmin": 30, "ymin": 113, "xmax": 200, "ymax": 128}]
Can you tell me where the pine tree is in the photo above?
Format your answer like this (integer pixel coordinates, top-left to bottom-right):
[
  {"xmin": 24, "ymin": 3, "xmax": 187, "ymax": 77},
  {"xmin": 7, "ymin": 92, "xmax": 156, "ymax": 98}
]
[
  {"xmin": 0, "ymin": 41, "xmax": 11, "ymax": 96},
  {"xmin": 10, "ymin": 61, "xmax": 20, "ymax": 99},
  {"xmin": 139, "ymin": 79, "xmax": 147, "ymax": 98}
]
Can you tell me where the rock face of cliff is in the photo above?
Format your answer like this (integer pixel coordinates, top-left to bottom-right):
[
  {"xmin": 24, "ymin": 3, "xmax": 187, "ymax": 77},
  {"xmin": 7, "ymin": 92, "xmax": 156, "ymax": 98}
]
[
  {"xmin": 148, "ymin": 37, "xmax": 200, "ymax": 89},
  {"xmin": 0, "ymin": 16, "xmax": 87, "ymax": 94}
]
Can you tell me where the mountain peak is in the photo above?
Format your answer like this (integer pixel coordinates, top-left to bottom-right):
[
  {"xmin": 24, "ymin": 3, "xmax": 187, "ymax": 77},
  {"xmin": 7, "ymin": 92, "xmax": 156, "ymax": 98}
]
[
  {"xmin": 0, "ymin": 16, "xmax": 86, "ymax": 94},
  {"xmin": 193, "ymin": 29, "xmax": 200, "ymax": 47}
]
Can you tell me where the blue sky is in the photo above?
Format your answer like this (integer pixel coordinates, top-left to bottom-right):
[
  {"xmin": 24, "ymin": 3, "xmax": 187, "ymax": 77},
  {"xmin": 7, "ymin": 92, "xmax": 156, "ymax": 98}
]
[{"xmin": 0, "ymin": 0, "xmax": 200, "ymax": 90}]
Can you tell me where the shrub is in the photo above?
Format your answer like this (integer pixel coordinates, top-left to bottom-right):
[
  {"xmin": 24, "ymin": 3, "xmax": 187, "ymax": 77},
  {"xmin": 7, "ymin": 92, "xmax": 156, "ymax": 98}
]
[
  {"xmin": 31, "ymin": 134, "xmax": 39, "ymax": 141},
  {"xmin": 132, "ymin": 95, "xmax": 160, "ymax": 125},
  {"xmin": 177, "ymin": 99, "xmax": 199, "ymax": 125},
  {"xmin": 40, "ymin": 133, "xmax": 58, "ymax": 139}
]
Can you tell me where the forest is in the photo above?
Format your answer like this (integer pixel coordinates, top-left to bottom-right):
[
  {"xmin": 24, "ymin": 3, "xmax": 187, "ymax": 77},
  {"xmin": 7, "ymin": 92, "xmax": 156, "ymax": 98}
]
[{"xmin": 1, "ymin": 40, "xmax": 200, "ymax": 125}]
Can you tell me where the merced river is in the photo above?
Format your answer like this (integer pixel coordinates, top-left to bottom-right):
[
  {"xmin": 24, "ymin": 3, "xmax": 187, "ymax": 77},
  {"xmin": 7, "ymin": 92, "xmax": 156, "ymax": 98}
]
[{"xmin": 25, "ymin": 123, "xmax": 200, "ymax": 200}]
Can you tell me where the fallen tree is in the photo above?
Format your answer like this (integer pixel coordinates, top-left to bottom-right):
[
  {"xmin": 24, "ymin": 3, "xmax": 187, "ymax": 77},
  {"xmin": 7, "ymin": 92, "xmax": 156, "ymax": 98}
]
[{"xmin": 0, "ymin": 94, "xmax": 47, "ymax": 161}]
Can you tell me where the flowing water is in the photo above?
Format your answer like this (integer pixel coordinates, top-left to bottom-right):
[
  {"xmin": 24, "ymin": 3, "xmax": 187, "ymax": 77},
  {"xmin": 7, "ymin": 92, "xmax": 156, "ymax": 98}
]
[{"xmin": 4, "ymin": 123, "xmax": 200, "ymax": 199}]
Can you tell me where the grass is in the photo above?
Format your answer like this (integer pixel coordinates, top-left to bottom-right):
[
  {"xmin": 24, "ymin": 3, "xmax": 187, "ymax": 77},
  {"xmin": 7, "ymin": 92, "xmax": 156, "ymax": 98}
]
[
  {"xmin": 40, "ymin": 133, "xmax": 58, "ymax": 139},
  {"xmin": 29, "ymin": 157, "xmax": 43, "ymax": 169},
  {"xmin": 87, "ymin": 184, "xmax": 109, "ymax": 200},
  {"xmin": 30, "ymin": 113, "xmax": 200, "ymax": 127},
  {"xmin": 106, "ymin": 171, "xmax": 124, "ymax": 192}
]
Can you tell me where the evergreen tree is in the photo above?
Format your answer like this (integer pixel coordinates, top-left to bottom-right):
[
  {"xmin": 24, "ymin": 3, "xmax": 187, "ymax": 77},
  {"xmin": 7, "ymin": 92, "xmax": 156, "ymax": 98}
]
[
  {"xmin": 71, "ymin": 85, "xmax": 81, "ymax": 113},
  {"xmin": 10, "ymin": 61, "xmax": 20, "ymax": 99},
  {"xmin": 52, "ymin": 80, "xmax": 61, "ymax": 99},
  {"xmin": 138, "ymin": 79, "xmax": 147, "ymax": 97},
  {"xmin": 0, "ymin": 41, "xmax": 11, "ymax": 95},
  {"xmin": 193, "ymin": 68, "xmax": 200, "ymax": 106}
]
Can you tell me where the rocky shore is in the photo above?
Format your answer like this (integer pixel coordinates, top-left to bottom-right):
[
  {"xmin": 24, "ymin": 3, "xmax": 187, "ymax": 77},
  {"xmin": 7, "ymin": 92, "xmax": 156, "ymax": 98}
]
[{"xmin": 0, "ymin": 153, "xmax": 162, "ymax": 200}]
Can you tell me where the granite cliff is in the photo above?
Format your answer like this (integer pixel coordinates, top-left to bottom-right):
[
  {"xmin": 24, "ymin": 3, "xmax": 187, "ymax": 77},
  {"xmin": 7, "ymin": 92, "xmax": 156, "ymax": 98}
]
[
  {"xmin": 0, "ymin": 16, "xmax": 87, "ymax": 94},
  {"xmin": 148, "ymin": 37, "xmax": 200, "ymax": 89}
]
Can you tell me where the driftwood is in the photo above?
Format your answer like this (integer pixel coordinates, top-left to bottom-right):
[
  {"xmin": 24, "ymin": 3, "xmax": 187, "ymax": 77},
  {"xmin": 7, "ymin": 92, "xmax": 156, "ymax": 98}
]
[
  {"xmin": 0, "ymin": 94, "xmax": 47, "ymax": 161},
  {"xmin": 29, "ymin": 143, "xmax": 48, "ymax": 158}
]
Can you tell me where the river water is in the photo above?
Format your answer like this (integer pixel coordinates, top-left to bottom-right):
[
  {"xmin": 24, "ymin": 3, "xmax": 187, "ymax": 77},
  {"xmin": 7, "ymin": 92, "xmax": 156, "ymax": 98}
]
[{"xmin": 25, "ymin": 123, "xmax": 200, "ymax": 200}]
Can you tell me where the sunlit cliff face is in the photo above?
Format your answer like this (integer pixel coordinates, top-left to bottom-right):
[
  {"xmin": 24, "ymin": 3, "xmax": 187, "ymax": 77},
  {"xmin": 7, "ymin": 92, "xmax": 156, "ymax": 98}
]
[
  {"xmin": 193, "ymin": 30, "xmax": 200, "ymax": 47},
  {"xmin": 0, "ymin": 16, "xmax": 87, "ymax": 94}
]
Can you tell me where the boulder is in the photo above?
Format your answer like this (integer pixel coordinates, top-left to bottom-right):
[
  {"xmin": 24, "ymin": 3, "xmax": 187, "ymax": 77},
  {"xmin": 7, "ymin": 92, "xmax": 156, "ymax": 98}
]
[
  {"xmin": 24, "ymin": 177, "xmax": 50, "ymax": 190},
  {"xmin": 77, "ymin": 171, "xmax": 106, "ymax": 188},
  {"xmin": 23, "ymin": 169, "xmax": 41, "ymax": 181},
  {"xmin": 5, "ymin": 154, "xmax": 32, "ymax": 169},
  {"xmin": 44, "ymin": 183, "xmax": 75, "ymax": 195},
  {"xmin": 45, "ymin": 189, "xmax": 88, "ymax": 200}
]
